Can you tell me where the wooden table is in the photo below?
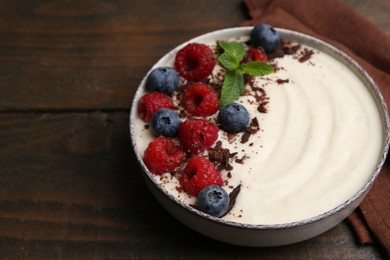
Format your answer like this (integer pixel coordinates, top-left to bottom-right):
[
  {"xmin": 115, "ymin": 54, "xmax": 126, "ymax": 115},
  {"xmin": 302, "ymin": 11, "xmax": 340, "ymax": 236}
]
[{"xmin": 1, "ymin": 0, "xmax": 388, "ymax": 259}]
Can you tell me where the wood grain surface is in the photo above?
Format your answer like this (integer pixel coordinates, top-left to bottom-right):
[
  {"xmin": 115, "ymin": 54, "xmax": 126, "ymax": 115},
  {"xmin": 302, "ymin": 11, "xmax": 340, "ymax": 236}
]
[{"xmin": 0, "ymin": 0, "xmax": 389, "ymax": 259}]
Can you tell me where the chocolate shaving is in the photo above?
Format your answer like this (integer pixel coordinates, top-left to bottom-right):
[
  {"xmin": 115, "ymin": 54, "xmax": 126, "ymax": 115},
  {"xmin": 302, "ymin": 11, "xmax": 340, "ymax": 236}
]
[
  {"xmin": 241, "ymin": 118, "xmax": 260, "ymax": 144},
  {"xmin": 241, "ymin": 131, "xmax": 251, "ymax": 144},
  {"xmin": 230, "ymin": 152, "xmax": 238, "ymax": 158},
  {"xmin": 209, "ymin": 149, "xmax": 223, "ymax": 163},
  {"xmin": 282, "ymin": 46, "xmax": 294, "ymax": 55},
  {"xmin": 245, "ymin": 127, "xmax": 257, "ymax": 135},
  {"xmin": 291, "ymin": 45, "xmax": 301, "ymax": 53},
  {"xmin": 267, "ymin": 41, "xmax": 303, "ymax": 61},
  {"xmin": 276, "ymin": 79, "xmax": 289, "ymax": 84},
  {"xmin": 177, "ymin": 83, "xmax": 188, "ymax": 92},
  {"xmin": 250, "ymin": 86, "xmax": 269, "ymax": 114},
  {"xmin": 235, "ymin": 156, "xmax": 246, "ymax": 164},
  {"xmin": 257, "ymin": 102, "xmax": 268, "ymax": 113},
  {"xmin": 214, "ymin": 140, "xmax": 222, "ymax": 150},
  {"xmin": 251, "ymin": 117, "xmax": 259, "ymax": 129},
  {"xmin": 217, "ymin": 164, "xmax": 226, "ymax": 172},
  {"xmin": 178, "ymin": 109, "xmax": 186, "ymax": 118},
  {"xmin": 223, "ymin": 149, "xmax": 230, "ymax": 164},
  {"xmin": 267, "ymin": 49, "xmax": 284, "ymax": 60},
  {"xmin": 224, "ymin": 163, "xmax": 233, "ymax": 171},
  {"xmin": 223, "ymin": 149, "xmax": 233, "ymax": 171},
  {"xmin": 299, "ymin": 48, "xmax": 315, "ymax": 63},
  {"xmin": 223, "ymin": 184, "xmax": 242, "ymax": 217},
  {"xmin": 208, "ymin": 141, "xmax": 235, "ymax": 171},
  {"xmin": 227, "ymin": 133, "xmax": 236, "ymax": 142},
  {"xmin": 175, "ymin": 186, "xmax": 184, "ymax": 193}
]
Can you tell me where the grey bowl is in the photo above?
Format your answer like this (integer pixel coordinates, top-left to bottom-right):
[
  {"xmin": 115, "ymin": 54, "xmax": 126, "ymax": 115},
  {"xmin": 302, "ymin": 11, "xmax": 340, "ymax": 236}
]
[{"xmin": 129, "ymin": 27, "xmax": 389, "ymax": 246}]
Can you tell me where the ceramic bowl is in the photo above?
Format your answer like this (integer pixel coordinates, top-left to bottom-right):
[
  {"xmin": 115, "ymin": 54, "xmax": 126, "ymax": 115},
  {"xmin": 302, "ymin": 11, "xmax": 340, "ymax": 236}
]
[{"xmin": 129, "ymin": 27, "xmax": 389, "ymax": 246}]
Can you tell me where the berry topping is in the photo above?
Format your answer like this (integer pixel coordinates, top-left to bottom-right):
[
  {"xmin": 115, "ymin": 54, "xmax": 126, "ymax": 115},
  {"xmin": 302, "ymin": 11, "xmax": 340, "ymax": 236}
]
[
  {"xmin": 250, "ymin": 24, "xmax": 280, "ymax": 54},
  {"xmin": 218, "ymin": 103, "xmax": 250, "ymax": 133},
  {"xmin": 182, "ymin": 83, "xmax": 219, "ymax": 117},
  {"xmin": 243, "ymin": 47, "xmax": 268, "ymax": 63},
  {"xmin": 138, "ymin": 92, "xmax": 174, "ymax": 123},
  {"xmin": 174, "ymin": 43, "xmax": 216, "ymax": 81},
  {"xmin": 143, "ymin": 137, "xmax": 185, "ymax": 175},
  {"xmin": 150, "ymin": 108, "xmax": 181, "ymax": 137},
  {"xmin": 178, "ymin": 119, "xmax": 219, "ymax": 155},
  {"xmin": 179, "ymin": 156, "xmax": 223, "ymax": 196},
  {"xmin": 197, "ymin": 185, "xmax": 229, "ymax": 217},
  {"xmin": 145, "ymin": 67, "xmax": 180, "ymax": 94}
]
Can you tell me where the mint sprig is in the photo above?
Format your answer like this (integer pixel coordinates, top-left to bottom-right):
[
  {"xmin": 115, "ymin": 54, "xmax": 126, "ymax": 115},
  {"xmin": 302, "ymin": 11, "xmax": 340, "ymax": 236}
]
[
  {"xmin": 217, "ymin": 41, "xmax": 274, "ymax": 107},
  {"xmin": 219, "ymin": 70, "xmax": 244, "ymax": 107}
]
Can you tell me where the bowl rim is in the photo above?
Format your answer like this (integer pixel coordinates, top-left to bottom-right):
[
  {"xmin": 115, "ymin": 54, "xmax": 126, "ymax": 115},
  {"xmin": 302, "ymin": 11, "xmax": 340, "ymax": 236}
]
[{"xmin": 129, "ymin": 26, "xmax": 390, "ymax": 230}]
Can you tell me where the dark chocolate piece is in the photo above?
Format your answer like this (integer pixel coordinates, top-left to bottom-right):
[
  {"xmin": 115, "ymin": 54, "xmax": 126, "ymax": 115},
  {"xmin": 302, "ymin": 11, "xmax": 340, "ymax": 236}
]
[{"xmin": 223, "ymin": 184, "xmax": 242, "ymax": 216}]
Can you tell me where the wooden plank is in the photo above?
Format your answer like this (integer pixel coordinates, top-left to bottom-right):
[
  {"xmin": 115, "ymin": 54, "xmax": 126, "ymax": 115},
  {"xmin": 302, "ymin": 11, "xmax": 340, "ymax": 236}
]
[
  {"xmin": 0, "ymin": 0, "xmax": 388, "ymax": 111},
  {"xmin": 0, "ymin": 0, "xmax": 247, "ymax": 111},
  {"xmin": 0, "ymin": 112, "xmax": 385, "ymax": 259}
]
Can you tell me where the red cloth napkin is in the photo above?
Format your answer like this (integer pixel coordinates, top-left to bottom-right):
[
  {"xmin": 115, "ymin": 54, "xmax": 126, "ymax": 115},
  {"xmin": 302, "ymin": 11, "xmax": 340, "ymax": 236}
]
[{"xmin": 241, "ymin": 0, "xmax": 390, "ymax": 256}]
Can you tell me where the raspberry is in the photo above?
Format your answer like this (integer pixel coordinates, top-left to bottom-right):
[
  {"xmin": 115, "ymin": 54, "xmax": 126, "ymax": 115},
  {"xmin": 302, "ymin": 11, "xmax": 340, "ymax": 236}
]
[
  {"xmin": 182, "ymin": 83, "xmax": 219, "ymax": 116},
  {"xmin": 143, "ymin": 137, "xmax": 185, "ymax": 175},
  {"xmin": 174, "ymin": 43, "xmax": 216, "ymax": 81},
  {"xmin": 138, "ymin": 92, "xmax": 174, "ymax": 123},
  {"xmin": 179, "ymin": 156, "xmax": 223, "ymax": 196},
  {"xmin": 243, "ymin": 47, "xmax": 268, "ymax": 63},
  {"xmin": 178, "ymin": 119, "xmax": 219, "ymax": 155}
]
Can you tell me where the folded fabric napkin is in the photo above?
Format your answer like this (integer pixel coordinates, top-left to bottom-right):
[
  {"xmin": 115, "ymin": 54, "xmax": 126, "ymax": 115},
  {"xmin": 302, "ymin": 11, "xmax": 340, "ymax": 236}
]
[{"xmin": 241, "ymin": 0, "xmax": 390, "ymax": 256}]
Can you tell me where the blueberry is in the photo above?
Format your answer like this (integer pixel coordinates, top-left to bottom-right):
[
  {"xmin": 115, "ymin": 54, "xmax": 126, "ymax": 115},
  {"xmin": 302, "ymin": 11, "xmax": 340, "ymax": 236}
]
[
  {"xmin": 250, "ymin": 23, "xmax": 280, "ymax": 54},
  {"xmin": 217, "ymin": 103, "xmax": 249, "ymax": 133},
  {"xmin": 145, "ymin": 67, "xmax": 180, "ymax": 94},
  {"xmin": 150, "ymin": 108, "xmax": 181, "ymax": 137},
  {"xmin": 197, "ymin": 185, "xmax": 229, "ymax": 217}
]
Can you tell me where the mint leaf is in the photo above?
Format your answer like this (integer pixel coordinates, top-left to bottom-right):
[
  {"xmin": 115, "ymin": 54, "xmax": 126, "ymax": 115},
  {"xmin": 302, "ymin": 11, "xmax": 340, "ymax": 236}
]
[
  {"xmin": 218, "ymin": 53, "xmax": 239, "ymax": 71},
  {"xmin": 218, "ymin": 41, "xmax": 246, "ymax": 63},
  {"xmin": 217, "ymin": 41, "xmax": 275, "ymax": 107},
  {"xmin": 219, "ymin": 70, "xmax": 244, "ymax": 107},
  {"xmin": 240, "ymin": 61, "xmax": 274, "ymax": 76}
]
